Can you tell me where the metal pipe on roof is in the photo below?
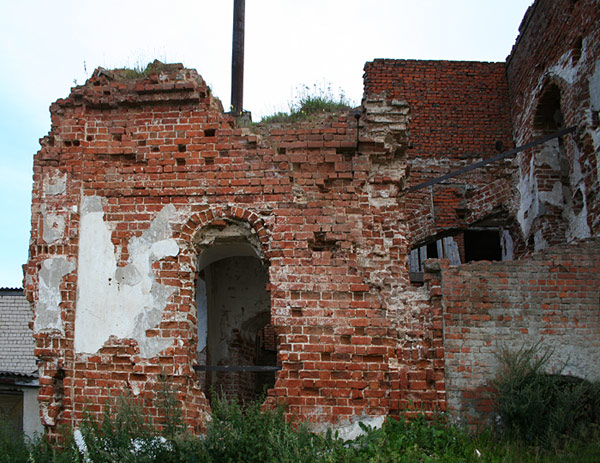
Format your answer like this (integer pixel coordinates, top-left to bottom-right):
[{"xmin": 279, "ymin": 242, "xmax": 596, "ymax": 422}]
[{"xmin": 231, "ymin": 0, "xmax": 245, "ymax": 116}]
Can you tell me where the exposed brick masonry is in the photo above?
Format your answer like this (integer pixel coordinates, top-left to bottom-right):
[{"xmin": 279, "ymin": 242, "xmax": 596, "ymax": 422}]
[{"xmin": 439, "ymin": 238, "xmax": 600, "ymax": 425}]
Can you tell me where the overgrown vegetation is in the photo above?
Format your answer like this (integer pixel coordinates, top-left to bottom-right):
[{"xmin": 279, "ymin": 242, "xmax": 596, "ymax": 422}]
[
  {"xmin": 260, "ymin": 83, "xmax": 353, "ymax": 123},
  {"xmin": 492, "ymin": 342, "xmax": 600, "ymax": 446},
  {"xmin": 114, "ymin": 60, "xmax": 174, "ymax": 80},
  {"xmin": 2, "ymin": 350, "xmax": 600, "ymax": 462}
]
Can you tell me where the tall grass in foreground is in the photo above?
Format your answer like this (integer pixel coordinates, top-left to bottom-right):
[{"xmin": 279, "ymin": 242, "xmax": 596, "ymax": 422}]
[{"xmin": 1, "ymin": 353, "xmax": 599, "ymax": 462}]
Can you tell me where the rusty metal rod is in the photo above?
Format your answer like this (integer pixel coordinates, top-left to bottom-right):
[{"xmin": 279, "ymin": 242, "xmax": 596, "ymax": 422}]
[
  {"xmin": 231, "ymin": 0, "xmax": 245, "ymax": 116},
  {"xmin": 406, "ymin": 126, "xmax": 576, "ymax": 193}
]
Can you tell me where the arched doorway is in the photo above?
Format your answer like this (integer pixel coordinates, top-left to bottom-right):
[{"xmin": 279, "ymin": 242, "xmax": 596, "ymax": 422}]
[
  {"xmin": 194, "ymin": 222, "xmax": 277, "ymax": 403},
  {"xmin": 520, "ymin": 83, "xmax": 580, "ymax": 251}
]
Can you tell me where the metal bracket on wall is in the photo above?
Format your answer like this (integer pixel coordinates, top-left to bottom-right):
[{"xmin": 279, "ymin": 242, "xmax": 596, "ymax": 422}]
[{"xmin": 406, "ymin": 126, "xmax": 576, "ymax": 193}]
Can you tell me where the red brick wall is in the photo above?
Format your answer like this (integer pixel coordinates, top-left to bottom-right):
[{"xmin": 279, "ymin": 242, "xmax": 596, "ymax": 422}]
[
  {"xmin": 438, "ymin": 238, "xmax": 600, "ymax": 425},
  {"xmin": 363, "ymin": 59, "xmax": 515, "ymax": 247}
]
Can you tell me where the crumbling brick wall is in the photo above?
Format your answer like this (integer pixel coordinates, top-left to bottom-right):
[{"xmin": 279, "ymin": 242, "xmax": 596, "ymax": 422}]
[
  {"xmin": 23, "ymin": 0, "xmax": 600, "ymax": 436},
  {"xmin": 24, "ymin": 62, "xmax": 445, "ymax": 435},
  {"xmin": 437, "ymin": 237, "xmax": 600, "ymax": 426}
]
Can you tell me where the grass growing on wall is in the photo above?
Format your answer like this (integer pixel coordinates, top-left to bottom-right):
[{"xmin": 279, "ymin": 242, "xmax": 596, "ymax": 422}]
[{"xmin": 260, "ymin": 83, "xmax": 354, "ymax": 124}]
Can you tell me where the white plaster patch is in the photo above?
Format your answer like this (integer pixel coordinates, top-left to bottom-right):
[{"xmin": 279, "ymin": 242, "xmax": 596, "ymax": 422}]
[
  {"xmin": 74, "ymin": 196, "xmax": 179, "ymax": 357},
  {"xmin": 534, "ymin": 139, "xmax": 561, "ymax": 170},
  {"xmin": 547, "ymin": 52, "xmax": 578, "ymax": 85},
  {"xmin": 365, "ymin": 183, "xmax": 398, "ymax": 208},
  {"xmin": 517, "ymin": 157, "xmax": 538, "ymax": 238},
  {"xmin": 565, "ymin": 190, "xmax": 591, "ymax": 241},
  {"xmin": 569, "ymin": 141, "xmax": 584, "ymax": 186},
  {"xmin": 43, "ymin": 169, "xmax": 67, "ymax": 196},
  {"xmin": 587, "ymin": 59, "xmax": 600, "ymax": 179},
  {"xmin": 311, "ymin": 414, "xmax": 386, "ymax": 441},
  {"xmin": 331, "ymin": 415, "xmax": 386, "ymax": 441},
  {"xmin": 539, "ymin": 181, "xmax": 564, "ymax": 208},
  {"xmin": 41, "ymin": 205, "xmax": 66, "ymax": 244},
  {"xmin": 534, "ymin": 229, "xmax": 548, "ymax": 252},
  {"xmin": 34, "ymin": 257, "xmax": 75, "ymax": 333},
  {"xmin": 40, "ymin": 403, "xmax": 55, "ymax": 426}
]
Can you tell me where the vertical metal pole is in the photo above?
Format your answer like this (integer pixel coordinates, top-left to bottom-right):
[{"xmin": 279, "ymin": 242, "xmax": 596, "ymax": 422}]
[{"xmin": 231, "ymin": 0, "xmax": 245, "ymax": 116}]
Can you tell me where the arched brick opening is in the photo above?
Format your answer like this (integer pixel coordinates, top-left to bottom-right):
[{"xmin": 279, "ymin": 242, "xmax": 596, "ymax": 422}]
[{"xmin": 181, "ymin": 209, "xmax": 278, "ymax": 405}]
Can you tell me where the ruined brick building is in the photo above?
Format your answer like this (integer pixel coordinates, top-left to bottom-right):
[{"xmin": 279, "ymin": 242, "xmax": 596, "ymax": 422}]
[{"xmin": 24, "ymin": 0, "xmax": 599, "ymax": 435}]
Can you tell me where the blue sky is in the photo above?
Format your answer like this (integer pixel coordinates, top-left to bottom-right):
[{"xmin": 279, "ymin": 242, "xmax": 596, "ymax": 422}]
[{"xmin": 0, "ymin": 0, "xmax": 532, "ymax": 288}]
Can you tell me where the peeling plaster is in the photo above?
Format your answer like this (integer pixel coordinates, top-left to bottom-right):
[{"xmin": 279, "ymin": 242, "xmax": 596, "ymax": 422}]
[
  {"xmin": 590, "ymin": 60, "xmax": 600, "ymax": 176},
  {"xmin": 534, "ymin": 229, "xmax": 548, "ymax": 252},
  {"xmin": 534, "ymin": 139, "xmax": 562, "ymax": 170},
  {"xmin": 501, "ymin": 229, "xmax": 514, "ymax": 261},
  {"xmin": 517, "ymin": 156, "xmax": 538, "ymax": 238},
  {"xmin": 34, "ymin": 257, "xmax": 75, "ymax": 333},
  {"xmin": 43, "ymin": 169, "xmax": 67, "ymax": 196},
  {"xmin": 74, "ymin": 196, "xmax": 179, "ymax": 357},
  {"xmin": 565, "ymin": 189, "xmax": 592, "ymax": 241},
  {"xmin": 547, "ymin": 49, "xmax": 580, "ymax": 85},
  {"xmin": 589, "ymin": 59, "xmax": 600, "ymax": 112},
  {"xmin": 539, "ymin": 181, "xmax": 565, "ymax": 208},
  {"xmin": 41, "ymin": 205, "xmax": 66, "ymax": 244}
]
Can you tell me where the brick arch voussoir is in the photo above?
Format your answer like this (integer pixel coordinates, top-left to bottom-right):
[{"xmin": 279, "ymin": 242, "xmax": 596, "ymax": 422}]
[{"xmin": 176, "ymin": 205, "xmax": 271, "ymax": 259}]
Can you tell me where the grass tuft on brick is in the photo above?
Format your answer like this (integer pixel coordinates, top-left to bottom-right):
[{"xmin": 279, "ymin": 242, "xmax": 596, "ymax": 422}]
[{"xmin": 261, "ymin": 83, "xmax": 353, "ymax": 124}]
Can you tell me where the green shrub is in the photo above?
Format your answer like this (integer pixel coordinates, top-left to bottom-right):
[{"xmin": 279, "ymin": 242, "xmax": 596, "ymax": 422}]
[
  {"xmin": 78, "ymin": 394, "xmax": 163, "ymax": 463},
  {"xmin": 492, "ymin": 343, "xmax": 600, "ymax": 445},
  {"xmin": 202, "ymin": 393, "xmax": 321, "ymax": 463},
  {"xmin": 322, "ymin": 414, "xmax": 488, "ymax": 463},
  {"xmin": 3, "ymin": 379, "xmax": 599, "ymax": 462},
  {"xmin": 0, "ymin": 420, "xmax": 29, "ymax": 463}
]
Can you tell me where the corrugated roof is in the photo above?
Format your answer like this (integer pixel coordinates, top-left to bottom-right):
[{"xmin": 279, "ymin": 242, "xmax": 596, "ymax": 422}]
[{"xmin": 0, "ymin": 289, "xmax": 37, "ymax": 376}]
